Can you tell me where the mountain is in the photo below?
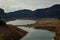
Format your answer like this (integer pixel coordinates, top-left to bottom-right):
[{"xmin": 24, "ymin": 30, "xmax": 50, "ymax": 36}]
[
  {"xmin": 0, "ymin": 4, "xmax": 60, "ymax": 20},
  {"xmin": 5, "ymin": 9, "xmax": 33, "ymax": 19},
  {"xmin": 32, "ymin": 9, "xmax": 48, "ymax": 18},
  {"xmin": 47, "ymin": 4, "xmax": 60, "ymax": 18},
  {"xmin": 32, "ymin": 4, "xmax": 60, "ymax": 18}
]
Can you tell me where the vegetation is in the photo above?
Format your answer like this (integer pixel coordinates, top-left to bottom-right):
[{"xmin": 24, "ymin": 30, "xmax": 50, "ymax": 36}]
[{"xmin": 0, "ymin": 34, "xmax": 4, "ymax": 40}]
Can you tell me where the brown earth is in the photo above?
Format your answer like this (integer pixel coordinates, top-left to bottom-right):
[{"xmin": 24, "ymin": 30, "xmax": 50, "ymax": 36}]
[{"xmin": 0, "ymin": 24, "xmax": 28, "ymax": 40}]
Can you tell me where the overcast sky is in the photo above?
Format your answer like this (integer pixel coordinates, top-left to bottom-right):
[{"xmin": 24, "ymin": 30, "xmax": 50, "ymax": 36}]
[{"xmin": 0, "ymin": 0, "xmax": 60, "ymax": 12}]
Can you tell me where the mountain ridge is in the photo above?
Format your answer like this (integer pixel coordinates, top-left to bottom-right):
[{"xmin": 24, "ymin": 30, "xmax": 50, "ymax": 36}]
[{"xmin": 0, "ymin": 4, "xmax": 60, "ymax": 21}]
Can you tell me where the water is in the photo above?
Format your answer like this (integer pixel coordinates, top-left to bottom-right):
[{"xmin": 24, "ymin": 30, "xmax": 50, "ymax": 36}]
[
  {"xmin": 7, "ymin": 20, "xmax": 55, "ymax": 40},
  {"xmin": 7, "ymin": 20, "xmax": 36, "ymax": 25}
]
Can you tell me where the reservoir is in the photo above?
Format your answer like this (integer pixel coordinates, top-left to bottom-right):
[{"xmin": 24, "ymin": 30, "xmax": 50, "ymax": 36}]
[{"xmin": 7, "ymin": 20, "xmax": 55, "ymax": 40}]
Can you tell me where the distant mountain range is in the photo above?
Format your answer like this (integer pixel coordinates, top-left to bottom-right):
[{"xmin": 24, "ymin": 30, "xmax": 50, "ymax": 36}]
[
  {"xmin": 0, "ymin": 4, "xmax": 60, "ymax": 20},
  {"xmin": 30, "ymin": 4, "xmax": 60, "ymax": 18},
  {"xmin": 5, "ymin": 9, "xmax": 33, "ymax": 19}
]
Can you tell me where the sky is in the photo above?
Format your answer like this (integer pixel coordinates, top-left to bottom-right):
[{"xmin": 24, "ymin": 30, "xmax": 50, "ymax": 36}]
[{"xmin": 0, "ymin": 0, "xmax": 60, "ymax": 12}]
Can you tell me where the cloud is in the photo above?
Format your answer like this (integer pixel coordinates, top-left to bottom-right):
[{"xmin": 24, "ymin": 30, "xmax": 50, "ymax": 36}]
[{"xmin": 0, "ymin": 0, "xmax": 60, "ymax": 12}]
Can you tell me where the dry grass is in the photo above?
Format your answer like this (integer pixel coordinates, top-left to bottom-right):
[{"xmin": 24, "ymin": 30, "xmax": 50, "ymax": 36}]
[{"xmin": 27, "ymin": 18, "xmax": 60, "ymax": 28}]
